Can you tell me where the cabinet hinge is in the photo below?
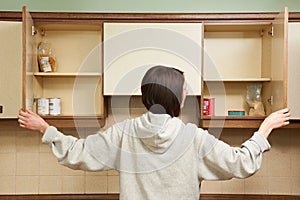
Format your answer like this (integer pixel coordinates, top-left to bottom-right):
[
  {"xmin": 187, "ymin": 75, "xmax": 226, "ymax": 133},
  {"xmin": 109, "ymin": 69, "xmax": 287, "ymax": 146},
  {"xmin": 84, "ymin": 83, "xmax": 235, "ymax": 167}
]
[
  {"xmin": 267, "ymin": 96, "xmax": 274, "ymax": 105},
  {"xmin": 268, "ymin": 26, "xmax": 274, "ymax": 37},
  {"xmin": 31, "ymin": 26, "xmax": 37, "ymax": 36}
]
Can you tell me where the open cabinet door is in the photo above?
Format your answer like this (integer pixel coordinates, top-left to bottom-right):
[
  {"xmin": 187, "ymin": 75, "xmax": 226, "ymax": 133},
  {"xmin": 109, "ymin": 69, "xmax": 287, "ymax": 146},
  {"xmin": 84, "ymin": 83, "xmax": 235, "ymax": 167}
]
[
  {"xmin": 22, "ymin": 6, "xmax": 34, "ymax": 110},
  {"xmin": 0, "ymin": 22, "xmax": 22, "ymax": 118},
  {"xmin": 288, "ymin": 22, "xmax": 300, "ymax": 119},
  {"xmin": 270, "ymin": 7, "xmax": 288, "ymax": 112}
]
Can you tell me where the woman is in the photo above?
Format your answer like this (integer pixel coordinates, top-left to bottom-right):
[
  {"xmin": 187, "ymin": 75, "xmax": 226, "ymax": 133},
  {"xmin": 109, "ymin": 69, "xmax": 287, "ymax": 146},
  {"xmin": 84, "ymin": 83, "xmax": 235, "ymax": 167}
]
[{"xmin": 18, "ymin": 65, "xmax": 290, "ymax": 200}]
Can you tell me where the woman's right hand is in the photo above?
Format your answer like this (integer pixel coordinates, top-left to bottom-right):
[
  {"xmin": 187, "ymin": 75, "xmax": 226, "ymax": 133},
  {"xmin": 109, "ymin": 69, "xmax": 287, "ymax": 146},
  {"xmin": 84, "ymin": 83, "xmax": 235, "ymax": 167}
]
[
  {"xmin": 18, "ymin": 109, "xmax": 50, "ymax": 134},
  {"xmin": 258, "ymin": 108, "xmax": 291, "ymax": 139}
]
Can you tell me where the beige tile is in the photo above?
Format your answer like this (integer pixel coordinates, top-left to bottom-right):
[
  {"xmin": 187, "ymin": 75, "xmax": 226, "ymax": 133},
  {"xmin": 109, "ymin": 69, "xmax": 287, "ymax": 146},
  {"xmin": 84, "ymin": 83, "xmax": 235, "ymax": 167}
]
[
  {"xmin": 254, "ymin": 153, "xmax": 268, "ymax": 177},
  {"xmin": 221, "ymin": 179, "xmax": 244, "ymax": 194},
  {"xmin": 269, "ymin": 177, "xmax": 292, "ymax": 195},
  {"xmin": 267, "ymin": 152, "xmax": 291, "ymax": 177},
  {"xmin": 16, "ymin": 130, "xmax": 40, "ymax": 152},
  {"xmin": 200, "ymin": 180, "xmax": 222, "ymax": 194},
  {"xmin": 39, "ymin": 132, "xmax": 52, "ymax": 153},
  {"xmin": 85, "ymin": 175, "xmax": 107, "ymax": 193},
  {"xmin": 0, "ymin": 131, "xmax": 16, "ymax": 153},
  {"xmin": 86, "ymin": 170, "xmax": 108, "ymax": 176},
  {"xmin": 245, "ymin": 176, "xmax": 268, "ymax": 194},
  {"xmin": 0, "ymin": 153, "xmax": 16, "ymax": 175},
  {"xmin": 61, "ymin": 166, "xmax": 85, "ymax": 176},
  {"xmin": 16, "ymin": 152, "xmax": 39, "ymax": 175},
  {"xmin": 268, "ymin": 129, "xmax": 291, "ymax": 154},
  {"xmin": 40, "ymin": 152, "xmax": 62, "ymax": 175},
  {"xmin": 107, "ymin": 175, "xmax": 120, "ymax": 194},
  {"xmin": 0, "ymin": 176, "xmax": 15, "ymax": 194},
  {"xmin": 291, "ymin": 130, "xmax": 300, "ymax": 155},
  {"xmin": 291, "ymin": 177, "xmax": 300, "ymax": 195},
  {"xmin": 219, "ymin": 129, "xmax": 251, "ymax": 146},
  {"xmin": 107, "ymin": 170, "xmax": 119, "ymax": 176},
  {"xmin": 62, "ymin": 176, "xmax": 85, "ymax": 194},
  {"xmin": 291, "ymin": 156, "xmax": 300, "ymax": 177},
  {"xmin": 39, "ymin": 142, "xmax": 52, "ymax": 153},
  {"xmin": 61, "ymin": 128, "xmax": 84, "ymax": 138},
  {"xmin": 16, "ymin": 176, "xmax": 39, "ymax": 194},
  {"xmin": 39, "ymin": 176, "xmax": 62, "ymax": 194}
]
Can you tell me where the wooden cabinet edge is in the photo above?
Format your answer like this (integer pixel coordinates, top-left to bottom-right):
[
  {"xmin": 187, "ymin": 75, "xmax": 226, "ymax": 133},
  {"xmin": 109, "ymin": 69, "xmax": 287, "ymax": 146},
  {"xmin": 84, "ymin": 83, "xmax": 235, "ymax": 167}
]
[
  {"xmin": 0, "ymin": 194, "xmax": 298, "ymax": 200},
  {"xmin": 1, "ymin": 11, "xmax": 300, "ymax": 22},
  {"xmin": 0, "ymin": 117, "xmax": 106, "ymax": 129},
  {"xmin": 201, "ymin": 118, "xmax": 300, "ymax": 129},
  {"xmin": 201, "ymin": 118, "xmax": 264, "ymax": 129},
  {"xmin": 44, "ymin": 117, "xmax": 106, "ymax": 128}
]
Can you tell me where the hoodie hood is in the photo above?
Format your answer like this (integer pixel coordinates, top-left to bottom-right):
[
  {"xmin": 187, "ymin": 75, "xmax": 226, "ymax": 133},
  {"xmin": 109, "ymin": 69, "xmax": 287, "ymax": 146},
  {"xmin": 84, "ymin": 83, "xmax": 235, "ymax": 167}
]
[{"xmin": 134, "ymin": 112, "xmax": 183, "ymax": 153}]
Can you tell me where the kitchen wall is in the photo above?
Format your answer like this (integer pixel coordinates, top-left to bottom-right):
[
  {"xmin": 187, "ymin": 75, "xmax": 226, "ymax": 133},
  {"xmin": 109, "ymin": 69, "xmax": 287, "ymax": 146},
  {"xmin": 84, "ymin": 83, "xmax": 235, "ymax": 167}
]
[{"xmin": 0, "ymin": 97, "xmax": 299, "ymax": 195}]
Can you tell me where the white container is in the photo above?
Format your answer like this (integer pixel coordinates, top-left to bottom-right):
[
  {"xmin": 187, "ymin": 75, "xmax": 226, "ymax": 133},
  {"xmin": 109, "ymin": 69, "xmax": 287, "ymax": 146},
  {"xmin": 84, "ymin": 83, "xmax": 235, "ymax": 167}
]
[
  {"xmin": 49, "ymin": 98, "xmax": 61, "ymax": 116},
  {"xmin": 37, "ymin": 98, "xmax": 49, "ymax": 115}
]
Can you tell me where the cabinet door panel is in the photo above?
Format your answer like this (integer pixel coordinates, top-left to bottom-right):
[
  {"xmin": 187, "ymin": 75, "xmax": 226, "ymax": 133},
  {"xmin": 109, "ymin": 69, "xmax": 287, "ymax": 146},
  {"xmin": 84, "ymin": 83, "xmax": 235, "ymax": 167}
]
[
  {"xmin": 22, "ymin": 6, "xmax": 34, "ymax": 110},
  {"xmin": 103, "ymin": 23, "xmax": 202, "ymax": 96},
  {"xmin": 0, "ymin": 22, "xmax": 22, "ymax": 118},
  {"xmin": 288, "ymin": 22, "xmax": 300, "ymax": 119},
  {"xmin": 270, "ymin": 7, "xmax": 288, "ymax": 112}
]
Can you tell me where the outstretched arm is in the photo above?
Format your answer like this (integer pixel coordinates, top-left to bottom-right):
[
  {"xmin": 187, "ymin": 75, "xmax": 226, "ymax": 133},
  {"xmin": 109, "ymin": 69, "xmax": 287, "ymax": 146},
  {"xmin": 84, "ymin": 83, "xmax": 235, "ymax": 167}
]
[
  {"xmin": 199, "ymin": 108, "xmax": 291, "ymax": 181},
  {"xmin": 18, "ymin": 109, "xmax": 122, "ymax": 171}
]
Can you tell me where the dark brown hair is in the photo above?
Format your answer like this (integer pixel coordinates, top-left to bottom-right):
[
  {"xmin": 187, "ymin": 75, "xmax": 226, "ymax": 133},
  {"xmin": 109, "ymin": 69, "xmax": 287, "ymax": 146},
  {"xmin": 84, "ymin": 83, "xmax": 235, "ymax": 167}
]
[{"xmin": 141, "ymin": 65, "xmax": 184, "ymax": 117}]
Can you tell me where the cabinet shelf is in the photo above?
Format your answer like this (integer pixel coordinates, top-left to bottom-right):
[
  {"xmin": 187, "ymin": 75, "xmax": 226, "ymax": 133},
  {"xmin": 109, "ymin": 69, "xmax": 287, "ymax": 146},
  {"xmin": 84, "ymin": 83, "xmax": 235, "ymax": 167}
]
[
  {"xmin": 42, "ymin": 116, "xmax": 106, "ymax": 128},
  {"xmin": 204, "ymin": 22, "xmax": 272, "ymax": 32},
  {"xmin": 202, "ymin": 116, "xmax": 266, "ymax": 120},
  {"xmin": 41, "ymin": 115, "xmax": 105, "ymax": 119},
  {"xmin": 201, "ymin": 116, "xmax": 265, "ymax": 129},
  {"xmin": 204, "ymin": 78, "xmax": 271, "ymax": 82},
  {"xmin": 34, "ymin": 72, "xmax": 101, "ymax": 77}
]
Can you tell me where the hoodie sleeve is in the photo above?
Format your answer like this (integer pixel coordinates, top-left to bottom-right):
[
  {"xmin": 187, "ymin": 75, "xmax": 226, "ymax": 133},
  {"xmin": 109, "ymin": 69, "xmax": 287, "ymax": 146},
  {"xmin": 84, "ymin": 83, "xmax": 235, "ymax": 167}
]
[
  {"xmin": 41, "ymin": 123, "xmax": 124, "ymax": 171},
  {"xmin": 197, "ymin": 130, "xmax": 270, "ymax": 180}
]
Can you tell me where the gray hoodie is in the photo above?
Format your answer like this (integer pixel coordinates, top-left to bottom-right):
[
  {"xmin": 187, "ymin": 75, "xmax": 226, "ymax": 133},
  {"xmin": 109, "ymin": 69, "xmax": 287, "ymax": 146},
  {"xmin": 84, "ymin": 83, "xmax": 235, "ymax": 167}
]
[{"xmin": 42, "ymin": 112, "xmax": 270, "ymax": 200}]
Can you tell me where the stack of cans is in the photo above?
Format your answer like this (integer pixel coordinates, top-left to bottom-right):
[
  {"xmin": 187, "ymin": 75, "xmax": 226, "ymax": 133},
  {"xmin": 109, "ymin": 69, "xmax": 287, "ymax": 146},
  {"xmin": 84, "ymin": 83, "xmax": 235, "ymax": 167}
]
[{"xmin": 37, "ymin": 98, "xmax": 61, "ymax": 116}]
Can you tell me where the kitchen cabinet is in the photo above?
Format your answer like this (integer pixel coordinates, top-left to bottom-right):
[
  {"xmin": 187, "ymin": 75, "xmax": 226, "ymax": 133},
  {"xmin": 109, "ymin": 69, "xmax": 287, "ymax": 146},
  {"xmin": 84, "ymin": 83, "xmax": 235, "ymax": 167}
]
[
  {"xmin": 0, "ymin": 8, "xmax": 299, "ymax": 128},
  {"xmin": 22, "ymin": 7, "xmax": 105, "ymax": 127},
  {"xmin": 0, "ymin": 21, "xmax": 22, "ymax": 118},
  {"xmin": 288, "ymin": 22, "xmax": 300, "ymax": 119},
  {"xmin": 201, "ymin": 7, "xmax": 289, "ymax": 128},
  {"xmin": 103, "ymin": 23, "xmax": 203, "ymax": 96}
]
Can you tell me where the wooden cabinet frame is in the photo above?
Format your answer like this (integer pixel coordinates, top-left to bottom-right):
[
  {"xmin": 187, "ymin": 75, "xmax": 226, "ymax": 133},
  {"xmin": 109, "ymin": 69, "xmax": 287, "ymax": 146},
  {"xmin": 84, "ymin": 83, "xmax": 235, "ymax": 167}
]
[{"xmin": 0, "ymin": 9, "xmax": 300, "ymax": 128}]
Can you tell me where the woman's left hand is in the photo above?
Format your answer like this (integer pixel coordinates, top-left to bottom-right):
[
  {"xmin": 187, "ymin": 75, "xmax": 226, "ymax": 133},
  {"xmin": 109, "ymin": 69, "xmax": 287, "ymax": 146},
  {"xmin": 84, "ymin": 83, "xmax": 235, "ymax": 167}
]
[{"xmin": 258, "ymin": 108, "xmax": 291, "ymax": 138}]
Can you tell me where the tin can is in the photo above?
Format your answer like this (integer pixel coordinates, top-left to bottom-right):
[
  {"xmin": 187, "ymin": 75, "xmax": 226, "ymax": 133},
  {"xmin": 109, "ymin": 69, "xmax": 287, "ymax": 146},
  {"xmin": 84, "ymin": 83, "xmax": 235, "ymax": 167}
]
[
  {"xmin": 37, "ymin": 98, "xmax": 49, "ymax": 115},
  {"xmin": 49, "ymin": 98, "xmax": 61, "ymax": 116}
]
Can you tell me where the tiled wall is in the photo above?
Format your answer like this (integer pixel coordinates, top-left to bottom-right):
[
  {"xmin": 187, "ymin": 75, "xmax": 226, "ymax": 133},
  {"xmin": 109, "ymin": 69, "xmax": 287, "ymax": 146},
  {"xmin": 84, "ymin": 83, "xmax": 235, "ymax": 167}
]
[
  {"xmin": 201, "ymin": 128, "xmax": 300, "ymax": 195},
  {"xmin": 0, "ymin": 127, "xmax": 120, "ymax": 195},
  {"xmin": 0, "ymin": 97, "xmax": 299, "ymax": 195}
]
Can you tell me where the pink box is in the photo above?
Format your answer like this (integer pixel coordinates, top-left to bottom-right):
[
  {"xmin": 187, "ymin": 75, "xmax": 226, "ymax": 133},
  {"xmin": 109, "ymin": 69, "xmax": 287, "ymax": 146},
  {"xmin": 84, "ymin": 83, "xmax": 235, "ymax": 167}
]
[{"xmin": 203, "ymin": 98, "xmax": 215, "ymax": 116}]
